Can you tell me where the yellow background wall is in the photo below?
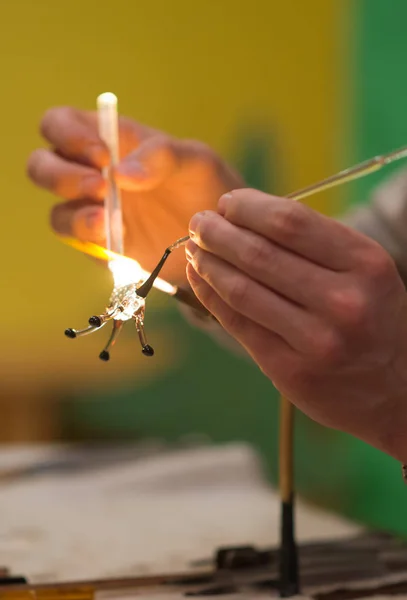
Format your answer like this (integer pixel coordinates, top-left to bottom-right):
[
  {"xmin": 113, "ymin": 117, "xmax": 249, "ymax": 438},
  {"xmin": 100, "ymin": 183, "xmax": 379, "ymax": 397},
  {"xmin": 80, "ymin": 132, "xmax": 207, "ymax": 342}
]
[{"xmin": 0, "ymin": 0, "xmax": 344, "ymax": 402}]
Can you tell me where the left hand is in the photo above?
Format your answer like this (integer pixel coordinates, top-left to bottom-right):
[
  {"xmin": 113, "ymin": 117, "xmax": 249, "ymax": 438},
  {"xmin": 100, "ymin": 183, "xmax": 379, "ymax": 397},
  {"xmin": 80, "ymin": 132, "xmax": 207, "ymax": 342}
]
[
  {"xmin": 185, "ymin": 188, "xmax": 407, "ymax": 462},
  {"xmin": 27, "ymin": 107, "xmax": 243, "ymax": 283}
]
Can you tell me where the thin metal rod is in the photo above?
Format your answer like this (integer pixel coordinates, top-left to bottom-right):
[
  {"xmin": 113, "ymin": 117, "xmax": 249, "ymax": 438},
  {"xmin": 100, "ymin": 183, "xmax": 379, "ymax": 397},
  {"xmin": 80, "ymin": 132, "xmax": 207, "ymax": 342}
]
[{"xmin": 286, "ymin": 144, "xmax": 407, "ymax": 202}]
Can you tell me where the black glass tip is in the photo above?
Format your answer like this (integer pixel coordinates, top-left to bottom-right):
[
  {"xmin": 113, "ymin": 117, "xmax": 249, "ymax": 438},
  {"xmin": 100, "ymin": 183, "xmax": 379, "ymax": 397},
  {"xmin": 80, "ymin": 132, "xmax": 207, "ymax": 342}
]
[
  {"xmin": 65, "ymin": 328, "xmax": 76, "ymax": 339},
  {"xmin": 89, "ymin": 315, "xmax": 102, "ymax": 327},
  {"xmin": 137, "ymin": 249, "xmax": 171, "ymax": 298},
  {"xmin": 99, "ymin": 350, "xmax": 110, "ymax": 361},
  {"xmin": 279, "ymin": 498, "xmax": 299, "ymax": 597},
  {"xmin": 142, "ymin": 344, "xmax": 154, "ymax": 357}
]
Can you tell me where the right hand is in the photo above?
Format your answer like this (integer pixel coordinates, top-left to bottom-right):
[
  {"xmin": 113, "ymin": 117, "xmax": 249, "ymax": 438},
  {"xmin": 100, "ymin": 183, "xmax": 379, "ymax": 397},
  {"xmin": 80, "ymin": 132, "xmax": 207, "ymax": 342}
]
[
  {"xmin": 185, "ymin": 190, "xmax": 407, "ymax": 462},
  {"xmin": 27, "ymin": 107, "xmax": 244, "ymax": 282}
]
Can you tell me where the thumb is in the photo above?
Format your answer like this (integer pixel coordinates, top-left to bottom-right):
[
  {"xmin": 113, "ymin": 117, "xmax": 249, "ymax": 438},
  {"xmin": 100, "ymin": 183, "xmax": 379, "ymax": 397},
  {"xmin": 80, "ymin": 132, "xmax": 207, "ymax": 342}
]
[{"xmin": 115, "ymin": 135, "xmax": 180, "ymax": 192}]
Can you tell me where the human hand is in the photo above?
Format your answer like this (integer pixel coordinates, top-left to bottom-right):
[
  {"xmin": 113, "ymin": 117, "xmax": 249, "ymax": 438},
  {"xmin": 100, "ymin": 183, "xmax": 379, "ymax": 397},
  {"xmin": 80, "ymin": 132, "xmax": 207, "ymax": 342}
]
[
  {"xmin": 186, "ymin": 189, "xmax": 407, "ymax": 462},
  {"xmin": 27, "ymin": 107, "xmax": 244, "ymax": 282}
]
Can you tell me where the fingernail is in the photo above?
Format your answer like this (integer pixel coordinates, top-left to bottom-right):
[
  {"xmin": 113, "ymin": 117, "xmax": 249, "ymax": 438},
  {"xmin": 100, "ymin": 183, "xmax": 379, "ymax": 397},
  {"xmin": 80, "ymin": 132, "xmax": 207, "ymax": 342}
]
[
  {"xmin": 218, "ymin": 192, "xmax": 232, "ymax": 215},
  {"xmin": 116, "ymin": 159, "xmax": 148, "ymax": 178},
  {"xmin": 74, "ymin": 206, "xmax": 105, "ymax": 242},
  {"xmin": 185, "ymin": 239, "xmax": 198, "ymax": 262},
  {"xmin": 189, "ymin": 212, "xmax": 203, "ymax": 236}
]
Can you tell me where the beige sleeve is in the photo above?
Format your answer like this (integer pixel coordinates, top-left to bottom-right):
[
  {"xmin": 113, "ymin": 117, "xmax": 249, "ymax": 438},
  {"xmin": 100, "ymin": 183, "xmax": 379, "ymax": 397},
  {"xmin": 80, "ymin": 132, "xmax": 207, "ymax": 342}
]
[
  {"xmin": 339, "ymin": 166, "xmax": 407, "ymax": 282},
  {"xmin": 181, "ymin": 166, "xmax": 407, "ymax": 350}
]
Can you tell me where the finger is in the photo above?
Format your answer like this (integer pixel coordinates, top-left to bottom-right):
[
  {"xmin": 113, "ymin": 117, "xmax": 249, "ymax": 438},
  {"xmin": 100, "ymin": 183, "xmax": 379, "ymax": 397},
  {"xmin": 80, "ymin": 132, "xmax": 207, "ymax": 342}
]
[
  {"xmin": 186, "ymin": 240, "xmax": 325, "ymax": 354},
  {"xmin": 40, "ymin": 107, "xmax": 155, "ymax": 167},
  {"xmin": 40, "ymin": 107, "xmax": 108, "ymax": 167},
  {"xmin": 218, "ymin": 189, "xmax": 374, "ymax": 271},
  {"xmin": 189, "ymin": 210, "xmax": 339, "ymax": 310},
  {"xmin": 50, "ymin": 199, "xmax": 105, "ymax": 244},
  {"xmin": 27, "ymin": 149, "xmax": 106, "ymax": 200},
  {"xmin": 115, "ymin": 135, "xmax": 180, "ymax": 191},
  {"xmin": 186, "ymin": 263, "xmax": 287, "ymax": 361}
]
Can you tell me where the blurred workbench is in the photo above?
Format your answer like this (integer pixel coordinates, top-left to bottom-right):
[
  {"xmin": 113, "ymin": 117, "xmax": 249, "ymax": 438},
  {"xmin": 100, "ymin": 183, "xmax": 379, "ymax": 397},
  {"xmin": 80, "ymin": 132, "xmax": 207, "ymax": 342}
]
[{"xmin": 0, "ymin": 442, "xmax": 360, "ymax": 584}]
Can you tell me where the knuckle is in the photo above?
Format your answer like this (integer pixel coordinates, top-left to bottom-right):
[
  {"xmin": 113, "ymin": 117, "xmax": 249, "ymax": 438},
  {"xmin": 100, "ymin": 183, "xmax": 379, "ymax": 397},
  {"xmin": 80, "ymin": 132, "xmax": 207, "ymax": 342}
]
[
  {"xmin": 188, "ymin": 140, "xmax": 213, "ymax": 160},
  {"xmin": 199, "ymin": 153, "xmax": 219, "ymax": 178},
  {"xmin": 222, "ymin": 308, "xmax": 244, "ymax": 334},
  {"xmin": 189, "ymin": 140, "xmax": 212, "ymax": 156},
  {"xmin": 227, "ymin": 276, "xmax": 250, "ymax": 309},
  {"xmin": 309, "ymin": 326, "xmax": 345, "ymax": 364},
  {"xmin": 151, "ymin": 134, "xmax": 180, "ymax": 169},
  {"xmin": 233, "ymin": 187, "xmax": 258, "ymax": 200},
  {"xmin": 219, "ymin": 188, "xmax": 257, "ymax": 218},
  {"xmin": 272, "ymin": 200, "xmax": 306, "ymax": 241},
  {"xmin": 153, "ymin": 133, "xmax": 173, "ymax": 153},
  {"xmin": 363, "ymin": 248, "xmax": 395, "ymax": 282},
  {"xmin": 326, "ymin": 287, "xmax": 369, "ymax": 326},
  {"xmin": 189, "ymin": 140, "xmax": 220, "ymax": 175},
  {"xmin": 243, "ymin": 235, "xmax": 274, "ymax": 270},
  {"xmin": 196, "ymin": 212, "xmax": 217, "ymax": 246},
  {"xmin": 191, "ymin": 248, "xmax": 207, "ymax": 277}
]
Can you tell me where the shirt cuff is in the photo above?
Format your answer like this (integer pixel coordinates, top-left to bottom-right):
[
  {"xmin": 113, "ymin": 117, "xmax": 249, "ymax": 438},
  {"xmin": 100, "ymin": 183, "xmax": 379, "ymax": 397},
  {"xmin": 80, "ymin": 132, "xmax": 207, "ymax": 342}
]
[{"xmin": 339, "ymin": 166, "xmax": 407, "ymax": 281}]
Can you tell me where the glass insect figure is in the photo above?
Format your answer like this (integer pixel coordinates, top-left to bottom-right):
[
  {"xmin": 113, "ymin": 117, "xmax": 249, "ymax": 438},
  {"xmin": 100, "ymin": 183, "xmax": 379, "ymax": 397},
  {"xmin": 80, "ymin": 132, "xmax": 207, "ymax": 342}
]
[
  {"xmin": 64, "ymin": 235, "xmax": 189, "ymax": 361},
  {"xmin": 64, "ymin": 280, "xmax": 150, "ymax": 361}
]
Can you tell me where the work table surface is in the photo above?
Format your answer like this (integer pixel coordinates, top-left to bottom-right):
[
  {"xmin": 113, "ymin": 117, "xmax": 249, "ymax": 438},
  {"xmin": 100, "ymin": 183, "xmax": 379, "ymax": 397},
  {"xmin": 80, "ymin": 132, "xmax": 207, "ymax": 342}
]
[{"xmin": 0, "ymin": 442, "xmax": 371, "ymax": 596}]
